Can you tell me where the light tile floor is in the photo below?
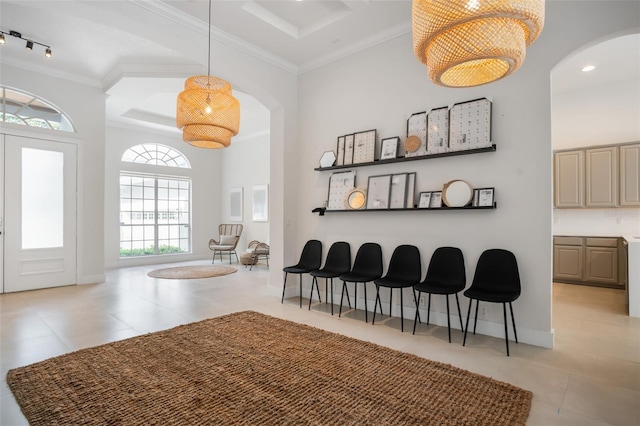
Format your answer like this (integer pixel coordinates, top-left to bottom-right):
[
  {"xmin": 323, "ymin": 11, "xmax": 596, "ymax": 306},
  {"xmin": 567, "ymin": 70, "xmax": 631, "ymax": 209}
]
[{"xmin": 1, "ymin": 261, "xmax": 639, "ymax": 425}]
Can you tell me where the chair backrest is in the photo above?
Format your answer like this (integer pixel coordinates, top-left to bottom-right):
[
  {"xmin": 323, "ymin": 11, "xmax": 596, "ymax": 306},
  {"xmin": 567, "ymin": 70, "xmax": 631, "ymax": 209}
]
[
  {"xmin": 219, "ymin": 224, "xmax": 243, "ymax": 249},
  {"xmin": 322, "ymin": 241, "xmax": 351, "ymax": 274},
  {"xmin": 425, "ymin": 247, "xmax": 466, "ymax": 290},
  {"xmin": 471, "ymin": 249, "xmax": 521, "ymax": 296},
  {"xmin": 351, "ymin": 242, "xmax": 383, "ymax": 277},
  {"xmin": 385, "ymin": 244, "xmax": 422, "ymax": 282},
  {"xmin": 297, "ymin": 239, "xmax": 323, "ymax": 269}
]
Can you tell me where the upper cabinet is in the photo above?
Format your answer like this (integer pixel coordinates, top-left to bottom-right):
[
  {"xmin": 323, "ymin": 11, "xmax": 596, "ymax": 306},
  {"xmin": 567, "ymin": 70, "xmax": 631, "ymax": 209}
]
[
  {"xmin": 554, "ymin": 142, "xmax": 640, "ymax": 208},
  {"xmin": 554, "ymin": 150, "xmax": 584, "ymax": 208},
  {"xmin": 619, "ymin": 144, "xmax": 640, "ymax": 206},
  {"xmin": 585, "ymin": 146, "xmax": 618, "ymax": 207}
]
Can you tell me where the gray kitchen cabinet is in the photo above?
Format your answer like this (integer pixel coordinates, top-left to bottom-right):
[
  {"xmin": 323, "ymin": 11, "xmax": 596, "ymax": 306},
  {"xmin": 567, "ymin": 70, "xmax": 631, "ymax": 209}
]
[
  {"xmin": 584, "ymin": 238, "xmax": 618, "ymax": 284},
  {"xmin": 554, "ymin": 150, "xmax": 584, "ymax": 208},
  {"xmin": 554, "ymin": 242, "xmax": 584, "ymax": 281},
  {"xmin": 586, "ymin": 146, "xmax": 618, "ymax": 207},
  {"xmin": 553, "ymin": 236, "xmax": 625, "ymax": 288},
  {"xmin": 619, "ymin": 143, "xmax": 640, "ymax": 206}
]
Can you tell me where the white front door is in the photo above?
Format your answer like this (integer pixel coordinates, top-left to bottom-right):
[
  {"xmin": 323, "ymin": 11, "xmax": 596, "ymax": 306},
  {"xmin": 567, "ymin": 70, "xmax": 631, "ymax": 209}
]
[{"xmin": 3, "ymin": 135, "xmax": 77, "ymax": 293}]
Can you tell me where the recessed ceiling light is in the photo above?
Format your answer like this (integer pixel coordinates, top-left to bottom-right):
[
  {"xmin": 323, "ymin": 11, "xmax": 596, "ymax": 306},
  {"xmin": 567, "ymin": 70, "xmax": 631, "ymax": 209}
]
[{"xmin": 581, "ymin": 65, "xmax": 596, "ymax": 72}]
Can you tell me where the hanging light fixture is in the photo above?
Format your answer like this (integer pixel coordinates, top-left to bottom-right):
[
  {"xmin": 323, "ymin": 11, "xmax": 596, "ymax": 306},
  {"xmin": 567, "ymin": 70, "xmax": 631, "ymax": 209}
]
[
  {"xmin": 412, "ymin": 0, "xmax": 545, "ymax": 88},
  {"xmin": 176, "ymin": 0, "xmax": 240, "ymax": 148}
]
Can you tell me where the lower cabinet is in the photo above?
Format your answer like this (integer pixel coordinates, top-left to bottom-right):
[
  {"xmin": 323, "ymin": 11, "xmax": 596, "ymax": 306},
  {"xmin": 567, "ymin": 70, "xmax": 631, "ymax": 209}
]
[{"xmin": 553, "ymin": 236, "xmax": 625, "ymax": 288}]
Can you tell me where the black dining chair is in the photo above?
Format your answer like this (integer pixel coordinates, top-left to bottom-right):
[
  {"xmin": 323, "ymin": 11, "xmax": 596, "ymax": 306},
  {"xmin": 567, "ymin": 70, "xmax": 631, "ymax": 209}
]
[
  {"xmin": 281, "ymin": 239, "xmax": 322, "ymax": 308},
  {"xmin": 413, "ymin": 247, "xmax": 466, "ymax": 342},
  {"xmin": 373, "ymin": 245, "xmax": 422, "ymax": 332},
  {"xmin": 338, "ymin": 243, "xmax": 383, "ymax": 322},
  {"xmin": 463, "ymin": 249, "xmax": 521, "ymax": 356},
  {"xmin": 309, "ymin": 241, "xmax": 351, "ymax": 314}
]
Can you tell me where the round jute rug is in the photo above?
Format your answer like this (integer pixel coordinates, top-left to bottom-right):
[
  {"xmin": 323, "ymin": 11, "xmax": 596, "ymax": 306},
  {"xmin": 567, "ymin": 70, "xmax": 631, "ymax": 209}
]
[{"xmin": 147, "ymin": 265, "xmax": 237, "ymax": 279}]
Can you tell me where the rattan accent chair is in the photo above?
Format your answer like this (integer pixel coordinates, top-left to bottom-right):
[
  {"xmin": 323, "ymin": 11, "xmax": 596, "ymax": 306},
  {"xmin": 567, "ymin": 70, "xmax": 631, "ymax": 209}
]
[{"xmin": 209, "ymin": 224, "xmax": 243, "ymax": 264}]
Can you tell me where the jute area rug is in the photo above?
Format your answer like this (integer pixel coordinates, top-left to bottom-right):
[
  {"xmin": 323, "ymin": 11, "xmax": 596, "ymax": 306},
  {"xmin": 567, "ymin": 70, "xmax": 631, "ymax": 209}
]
[
  {"xmin": 147, "ymin": 265, "xmax": 236, "ymax": 279},
  {"xmin": 7, "ymin": 311, "xmax": 532, "ymax": 425}
]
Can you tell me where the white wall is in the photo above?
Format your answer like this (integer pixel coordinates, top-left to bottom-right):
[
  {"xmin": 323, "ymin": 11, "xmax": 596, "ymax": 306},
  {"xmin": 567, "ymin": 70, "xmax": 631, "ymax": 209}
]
[
  {"xmin": 1, "ymin": 64, "xmax": 106, "ymax": 285},
  {"xmin": 295, "ymin": 1, "xmax": 640, "ymax": 348}
]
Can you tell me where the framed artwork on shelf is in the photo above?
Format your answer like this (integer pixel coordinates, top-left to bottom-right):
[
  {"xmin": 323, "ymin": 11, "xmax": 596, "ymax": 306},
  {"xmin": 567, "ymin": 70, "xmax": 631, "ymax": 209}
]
[
  {"xmin": 366, "ymin": 174, "xmax": 392, "ymax": 210},
  {"xmin": 427, "ymin": 106, "xmax": 449, "ymax": 154},
  {"xmin": 406, "ymin": 172, "xmax": 416, "ymax": 208},
  {"xmin": 476, "ymin": 187, "xmax": 495, "ymax": 207},
  {"xmin": 449, "ymin": 98, "xmax": 492, "ymax": 152},
  {"xmin": 336, "ymin": 136, "xmax": 345, "ymax": 166},
  {"xmin": 319, "ymin": 151, "xmax": 336, "ymax": 168},
  {"xmin": 418, "ymin": 192, "xmax": 432, "ymax": 208},
  {"xmin": 389, "ymin": 173, "xmax": 408, "ymax": 209},
  {"xmin": 327, "ymin": 170, "xmax": 356, "ymax": 210},
  {"xmin": 353, "ymin": 129, "xmax": 377, "ymax": 164},
  {"xmin": 380, "ymin": 137, "xmax": 399, "ymax": 160},
  {"xmin": 405, "ymin": 111, "xmax": 428, "ymax": 158},
  {"xmin": 252, "ymin": 184, "xmax": 269, "ymax": 222},
  {"xmin": 344, "ymin": 134, "xmax": 355, "ymax": 165},
  {"xmin": 429, "ymin": 191, "xmax": 442, "ymax": 208},
  {"xmin": 229, "ymin": 187, "xmax": 243, "ymax": 222}
]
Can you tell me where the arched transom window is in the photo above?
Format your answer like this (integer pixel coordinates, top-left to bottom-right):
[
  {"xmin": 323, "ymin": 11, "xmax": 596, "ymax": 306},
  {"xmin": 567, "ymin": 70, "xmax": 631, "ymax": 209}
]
[
  {"xmin": 121, "ymin": 144, "xmax": 191, "ymax": 168},
  {"xmin": 0, "ymin": 86, "xmax": 75, "ymax": 132}
]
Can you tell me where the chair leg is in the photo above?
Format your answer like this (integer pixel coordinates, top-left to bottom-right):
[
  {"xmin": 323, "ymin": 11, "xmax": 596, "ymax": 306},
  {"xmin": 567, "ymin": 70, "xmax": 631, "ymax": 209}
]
[
  {"xmin": 299, "ymin": 275, "xmax": 303, "ymax": 308},
  {"xmin": 400, "ymin": 289, "xmax": 404, "ymax": 332},
  {"xmin": 412, "ymin": 289, "xmax": 421, "ymax": 324},
  {"xmin": 354, "ymin": 284, "xmax": 358, "ymax": 317},
  {"xmin": 413, "ymin": 290, "xmax": 420, "ymax": 335},
  {"xmin": 372, "ymin": 286, "xmax": 381, "ymax": 325},
  {"xmin": 463, "ymin": 299, "xmax": 473, "ymax": 347},
  {"xmin": 509, "ymin": 302, "xmax": 518, "ymax": 343},
  {"xmin": 330, "ymin": 278, "xmax": 334, "ymax": 315},
  {"xmin": 325, "ymin": 279, "xmax": 328, "ymax": 305},
  {"xmin": 363, "ymin": 282, "xmax": 369, "ymax": 323},
  {"xmin": 503, "ymin": 303, "xmax": 510, "ymax": 356},
  {"xmin": 455, "ymin": 294, "xmax": 464, "ymax": 335},
  {"xmin": 212, "ymin": 251, "xmax": 216, "ymax": 264},
  {"xmin": 281, "ymin": 272, "xmax": 288, "ymax": 303},
  {"xmin": 427, "ymin": 294, "xmax": 432, "ymax": 325},
  {"xmin": 445, "ymin": 295, "xmax": 451, "ymax": 343},
  {"xmin": 473, "ymin": 301, "xmax": 480, "ymax": 335},
  {"xmin": 308, "ymin": 277, "xmax": 320, "ymax": 310},
  {"xmin": 339, "ymin": 282, "xmax": 349, "ymax": 317},
  {"xmin": 389, "ymin": 288, "xmax": 393, "ymax": 320}
]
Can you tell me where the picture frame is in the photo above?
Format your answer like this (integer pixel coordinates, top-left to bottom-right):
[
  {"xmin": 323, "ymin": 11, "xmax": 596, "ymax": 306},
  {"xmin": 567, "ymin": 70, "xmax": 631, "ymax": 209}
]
[
  {"xmin": 327, "ymin": 170, "xmax": 356, "ymax": 210},
  {"xmin": 477, "ymin": 187, "xmax": 495, "ymax": 207},
  {"xmin": 252, "ymin": 184, "xmax": 269, "ymax": 222},
  {"xmin": 336, "ymin": 136, "xmax": 345, "ymax": 166},
  {"xmin": 352, "ymin": 129, "xmax": 377, "ymax": 164},
  {"xmin": 343, "ymin": 134, "xmax": 355, "ymax": 165},
  {"xmin": 429, "ymin": 191, "xmax": 442, "ymax": 208},
  {"xmin": 366, "ymin": 174, "xmax": 392, "ymax": 210},
  {"xmin": 406, "ymin": 172, "xmax": 416, "ymax": 208},
  {"xmin": 229, "ymin": 187, "xmax": 243, "ymax": 222},
  {"xmin": 418, "ymin": 192, "xmax": 432, "ymax": 208},
  {"xmin": 449, "ymin": 98, "xmax": 492, "ymax": 152},
  {"xmin": 380, "ymin": 137, "xmax": 399, "ymax": 160},
  {"xmin": 389, "ymin": 173, "xmax": 408, "ymax": 209}
]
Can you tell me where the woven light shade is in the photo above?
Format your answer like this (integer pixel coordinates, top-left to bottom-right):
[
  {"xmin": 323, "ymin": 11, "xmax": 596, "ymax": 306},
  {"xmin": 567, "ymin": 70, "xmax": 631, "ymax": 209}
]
[
  {"xmin": 412, "ymin": 0, "xmax": 545, "ymax": 87},
  {"xmin": 176, "ymin": 75, "xmax": 240, "ymax": 149}
]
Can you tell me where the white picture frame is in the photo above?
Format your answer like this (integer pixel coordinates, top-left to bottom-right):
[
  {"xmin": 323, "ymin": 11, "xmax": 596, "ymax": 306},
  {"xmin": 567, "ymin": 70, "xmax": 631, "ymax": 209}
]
[
  {"xmin": 389, "ymin": 173, "xmax": 408, "ymax": 209},
  {"xmin": 380, "ymin": 137, "xmax": 399, "ymax": 160},
  {"xmin": 418, "ymin": 192, "xmax": 432, "ymax": 208},
  {"xmin": 366, "ymin": 174, "xmax": 392, "ymax": 210},
  {"xmin": 229, "ymin": 187, "xmax": 243, "ymax": 222},
  {"xmin": 429, "ymin": 191, "xmax": 442, "ymax": 208},
  {"xmin": 252, "ymin": 184, "xmax": 269, "ymax": 222},
  {"xmin": 477, "ymin": 187, "xmax": 495, "ymax": 207}
]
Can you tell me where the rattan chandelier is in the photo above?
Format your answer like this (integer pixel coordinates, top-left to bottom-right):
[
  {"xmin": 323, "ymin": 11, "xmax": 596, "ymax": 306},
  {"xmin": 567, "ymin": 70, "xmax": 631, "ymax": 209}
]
[
  {"xmin": 412, "ymin": 0, "xmax": 545, "ymax": 88},
  {"xmin": 176, "ymin": 0, "xmax": 240, "ymax": 148}
]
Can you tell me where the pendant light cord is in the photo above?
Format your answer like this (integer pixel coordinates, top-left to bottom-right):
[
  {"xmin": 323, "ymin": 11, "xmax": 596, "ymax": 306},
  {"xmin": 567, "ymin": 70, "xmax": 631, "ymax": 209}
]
[{"xmin": 207, "ymin": 0, "xmax": 211, "ymax": 78}]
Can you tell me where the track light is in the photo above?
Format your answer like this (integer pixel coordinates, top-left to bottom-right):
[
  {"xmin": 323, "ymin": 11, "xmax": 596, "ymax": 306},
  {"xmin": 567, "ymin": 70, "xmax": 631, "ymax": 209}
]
[{"xmin": 0, "ymin": 29, "xmax": 51, "ymax": 58}]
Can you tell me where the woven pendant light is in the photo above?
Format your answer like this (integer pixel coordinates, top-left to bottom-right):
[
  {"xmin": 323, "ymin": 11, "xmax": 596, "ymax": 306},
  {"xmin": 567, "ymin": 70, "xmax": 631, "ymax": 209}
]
[
  {"xmin": 176, "ymin": 0, "xmax": 240, "ymax": 148},
  {"xmin": 412, "ymin": 0, "xmax": 545, "ymax": 88}
]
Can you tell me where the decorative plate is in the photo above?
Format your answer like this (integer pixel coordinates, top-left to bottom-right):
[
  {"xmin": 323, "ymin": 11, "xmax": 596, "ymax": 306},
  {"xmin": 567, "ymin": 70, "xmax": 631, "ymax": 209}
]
[
  {"xmin": 405, "ymin": 135, "xmax": 421, "ymax": 153},
  {"xmin": 442, "ymin": 180, "xmax": 473, "ymax": 207}
]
